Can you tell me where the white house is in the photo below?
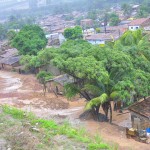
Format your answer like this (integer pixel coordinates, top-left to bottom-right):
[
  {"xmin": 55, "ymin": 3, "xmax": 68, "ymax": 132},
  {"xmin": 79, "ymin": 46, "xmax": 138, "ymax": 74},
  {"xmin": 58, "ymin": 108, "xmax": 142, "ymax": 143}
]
[
  {"xmin": 86, "ymin": 32, "xmax": 120, "ymax": 45},
  {"xmin": 128, "ymin": 18, "xmax": 150, "ymax": 31}
]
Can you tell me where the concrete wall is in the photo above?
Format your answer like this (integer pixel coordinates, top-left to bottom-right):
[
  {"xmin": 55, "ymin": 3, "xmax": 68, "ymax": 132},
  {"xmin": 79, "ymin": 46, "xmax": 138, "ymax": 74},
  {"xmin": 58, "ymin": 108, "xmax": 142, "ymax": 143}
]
[
  {"xmin": 128, "ymin": 25, "xmax": 140, "ymax": 31},
  {"xmin": 130, "ymin": 111, "xmax": 150, "ymax": 130},
  {"xmin": 87, "ymin": 40, "xmax": 105, "ymax": 45}
]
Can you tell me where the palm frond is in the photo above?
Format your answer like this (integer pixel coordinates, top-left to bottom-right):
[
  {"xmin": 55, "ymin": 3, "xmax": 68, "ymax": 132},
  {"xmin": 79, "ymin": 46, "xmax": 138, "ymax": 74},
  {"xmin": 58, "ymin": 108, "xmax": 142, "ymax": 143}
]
[
  {"xmin": 85, "ymin": 93, "xmax": 108, "ymax": 110},
  {"xmin": 110, "ymin": 91, "xmax": 119, "ymax": 100}
]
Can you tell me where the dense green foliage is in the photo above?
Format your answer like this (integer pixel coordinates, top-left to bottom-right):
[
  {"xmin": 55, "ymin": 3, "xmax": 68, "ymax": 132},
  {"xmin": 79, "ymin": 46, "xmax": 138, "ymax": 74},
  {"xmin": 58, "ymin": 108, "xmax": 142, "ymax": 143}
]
[
  {"xmin": 64, "ymin": 26, "xmax": 83, "ymax": 40},
  {"xmin": 21, "ymin": 29, "xmax": 150, "ymax": 122},
  {"xmin": 37, "ymin": 71, "xmax": 53, "ymax": 83},
  {"xmin": 12, "ymin": 25, "xmax": 47, "ymax": 55},
  {"xmin": 109, "ymin": 13, "xmax": 120, "ymax": 26}
]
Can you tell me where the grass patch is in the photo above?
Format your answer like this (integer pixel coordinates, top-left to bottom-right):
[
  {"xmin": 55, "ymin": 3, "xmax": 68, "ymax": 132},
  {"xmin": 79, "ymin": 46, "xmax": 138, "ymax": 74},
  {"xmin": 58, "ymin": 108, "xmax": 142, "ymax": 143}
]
[{"xmin": 2, "ymin": 105, "xmax": 117, "ymax": 150}]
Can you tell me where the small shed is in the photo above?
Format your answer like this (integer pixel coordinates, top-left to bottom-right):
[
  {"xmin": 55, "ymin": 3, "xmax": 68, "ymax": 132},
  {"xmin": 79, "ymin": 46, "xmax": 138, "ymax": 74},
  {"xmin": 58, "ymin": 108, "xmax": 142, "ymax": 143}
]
[
  {"xmin": 46, "ymin": 74, "xmax": 74, "ymax": 95},
  {"xmin": 128, "ymin": 97, "xmax": 150, "ymax": 130},
  {"xmin": 0, "ymin": 56, "xmax": 21, "ymax": 70}
]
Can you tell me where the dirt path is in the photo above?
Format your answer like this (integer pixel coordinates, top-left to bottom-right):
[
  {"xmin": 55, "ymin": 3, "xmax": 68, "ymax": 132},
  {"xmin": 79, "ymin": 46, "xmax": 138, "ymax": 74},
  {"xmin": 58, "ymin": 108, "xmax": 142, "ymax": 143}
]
[{"xmin": 0, "ymin": 71, "xmax": 149, "ymax": 150}]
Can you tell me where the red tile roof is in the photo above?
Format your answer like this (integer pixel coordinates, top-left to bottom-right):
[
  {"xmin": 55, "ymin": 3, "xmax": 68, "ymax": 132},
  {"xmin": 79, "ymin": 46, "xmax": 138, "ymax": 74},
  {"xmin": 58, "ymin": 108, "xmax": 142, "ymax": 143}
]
[
  {"xmin": 105, "ymin": 25, "xmax": 128, "ymax": 33},
  {"xmin": 129, "ymin": 18, "xmax": 150, "ymax": 26},
  {"xmin": 128, "ymin": 97, "xmax": 150, "ymax": 119}
]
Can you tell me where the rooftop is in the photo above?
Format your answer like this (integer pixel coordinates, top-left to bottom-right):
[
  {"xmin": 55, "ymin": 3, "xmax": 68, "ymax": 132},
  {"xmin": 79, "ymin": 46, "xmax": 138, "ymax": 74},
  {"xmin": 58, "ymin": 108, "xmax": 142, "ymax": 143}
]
[
  {"xmin": 53, "ymin": 74, "xmax": 74, "ymax": 86},
  {"xmin": 102, "ymin": 25, "xmax": 128, "ymax": 33},
  {"xmin": 86, "ymin": 32, "xmax": 120, "ymax": 41},
  {"xmin": 129, "ymin": 18, "xmax": 150, "ymax": 26},
  {"xmin": 0, "ymin": 48, "xmax": 18, "ymax": 58},
  {"xmin": 128, "ymin": 97, "xmax": 150, "ymax": 119},
  {"xmin": 0, "ymin": 56, "xmax": 20, "ymax": 65}
]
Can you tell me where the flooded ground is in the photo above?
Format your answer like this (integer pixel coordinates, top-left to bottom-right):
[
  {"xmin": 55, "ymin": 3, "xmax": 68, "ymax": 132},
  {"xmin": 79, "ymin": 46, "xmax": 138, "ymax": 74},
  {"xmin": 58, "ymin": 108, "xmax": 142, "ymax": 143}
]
[{"xmin": 0, "ymin": 70, "xmax": 149, "ymax": 150}]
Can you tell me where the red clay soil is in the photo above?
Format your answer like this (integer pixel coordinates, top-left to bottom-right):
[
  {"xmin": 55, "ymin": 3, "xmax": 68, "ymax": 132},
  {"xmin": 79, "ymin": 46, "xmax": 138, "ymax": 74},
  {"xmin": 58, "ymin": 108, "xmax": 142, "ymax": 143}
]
[{"xmin": 0, "ymin": 70, "xmax": 149, "ymax": 150}]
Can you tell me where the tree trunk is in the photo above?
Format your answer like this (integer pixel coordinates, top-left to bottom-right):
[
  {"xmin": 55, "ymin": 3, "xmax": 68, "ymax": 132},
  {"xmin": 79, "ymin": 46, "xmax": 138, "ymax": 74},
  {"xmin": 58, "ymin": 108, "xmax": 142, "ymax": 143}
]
[
  {"xmin": 109, "ymin": 102, "xmax": 112, "ymax": 124},
  {"xmin": 79, "ymin": 105, "xmax": 100, "ymax": 121},
  {"xmin": 95, "ymin": 104, "xmax": 101, "ymax": 121},
  {"xmin": 102, "ymin": 101, "xmax": 113, "ymax": 123},
  {"xmin": 102, "ymin": 102, "xmax": 109, "ymax": 121}
]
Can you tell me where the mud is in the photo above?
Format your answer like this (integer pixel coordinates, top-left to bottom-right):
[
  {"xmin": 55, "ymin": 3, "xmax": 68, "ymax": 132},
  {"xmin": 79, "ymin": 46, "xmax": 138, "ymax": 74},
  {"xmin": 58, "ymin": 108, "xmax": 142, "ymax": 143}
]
[{"xmin": 0, "ymin": 70, "xmax": 149, "ymax": 150}]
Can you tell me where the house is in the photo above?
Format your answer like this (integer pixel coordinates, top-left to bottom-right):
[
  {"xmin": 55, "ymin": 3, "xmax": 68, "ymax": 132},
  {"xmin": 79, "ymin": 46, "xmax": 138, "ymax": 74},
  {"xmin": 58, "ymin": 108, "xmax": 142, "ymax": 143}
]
[
  {"xmin": 128, "ymin": 18, "xmax": 150, "ymax": 31},
  {"xmin": 128, "ymin": 97, "xmax": 150, "ymax": 130},
  {"xmin": 83, "ymin": 28, "xmax": 95, "ymax": 37},
  {"xmin": 86, "ymin": 32, "xmax": 120, "ymax": 45},
  {"xmin": 81, "ymin": 19, "xmax": 93, "ymax": 28},
  {"xmin": 0, "ymin": 56, "xmax": 20, "ymax": 70},
  {"xmin": 101, "ymin": 25, "xmax": 128, "ymax": 34}
]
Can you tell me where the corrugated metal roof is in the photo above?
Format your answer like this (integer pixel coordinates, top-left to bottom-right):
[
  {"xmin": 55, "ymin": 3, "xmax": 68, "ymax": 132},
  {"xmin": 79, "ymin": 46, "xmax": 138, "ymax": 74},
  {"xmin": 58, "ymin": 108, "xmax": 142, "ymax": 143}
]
[{"xmin": 128, "ymin": 97, "xmax": 150, "ymax": 119}]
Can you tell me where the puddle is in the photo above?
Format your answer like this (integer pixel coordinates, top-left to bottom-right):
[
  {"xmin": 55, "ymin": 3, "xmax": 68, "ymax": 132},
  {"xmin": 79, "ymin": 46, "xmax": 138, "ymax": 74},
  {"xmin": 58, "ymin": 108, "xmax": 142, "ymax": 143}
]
[{"xmin": 0, "ymin": 72, "xmax": 22, "ymax": 93}]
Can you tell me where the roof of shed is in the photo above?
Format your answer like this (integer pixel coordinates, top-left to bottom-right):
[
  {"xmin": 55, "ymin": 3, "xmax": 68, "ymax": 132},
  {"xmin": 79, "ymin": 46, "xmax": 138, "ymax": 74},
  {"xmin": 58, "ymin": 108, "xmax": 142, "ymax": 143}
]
[
  {"xmin": 0, "ymin": 48, "xmax": 18, "ymax": 58},
  {"xmin": 128, "ymin": 97, "xmax": 150, "ymax": 119},
  {"xmin": 53, "ymin": 74, "xmax": 74, "ymax": 86},
  {"xmin": 0, "ymin": 56, "xmax": 20, "ymax": 65}
]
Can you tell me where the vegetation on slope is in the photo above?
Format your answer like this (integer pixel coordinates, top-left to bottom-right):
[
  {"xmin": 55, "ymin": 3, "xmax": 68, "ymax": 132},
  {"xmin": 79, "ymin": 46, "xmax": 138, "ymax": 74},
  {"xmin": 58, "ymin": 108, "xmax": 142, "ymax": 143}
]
[{"xmin": 0, "ymin": 105, "xmax": 118, "ymax": 150}]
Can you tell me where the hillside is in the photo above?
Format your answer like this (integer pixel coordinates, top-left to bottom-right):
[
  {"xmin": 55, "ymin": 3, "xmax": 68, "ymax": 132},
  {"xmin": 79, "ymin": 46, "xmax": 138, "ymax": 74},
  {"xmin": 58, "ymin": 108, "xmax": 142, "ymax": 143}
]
[{"xmin": 0, "ymin": 105, "xmax": 114, "ymax": 150}]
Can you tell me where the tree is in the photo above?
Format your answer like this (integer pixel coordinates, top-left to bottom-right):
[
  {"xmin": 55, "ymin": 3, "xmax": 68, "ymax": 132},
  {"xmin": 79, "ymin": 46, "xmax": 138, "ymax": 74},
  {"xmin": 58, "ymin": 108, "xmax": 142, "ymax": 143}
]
[
  {"xmin": 21, "ymin": 31, "xmax": 150, "ymax": 123},
  {"xmin": 109, "ymin": 13, "xmax": 120, "ymax": 26},
  {"xmin": 64, "ymin": 26, "xmax": 83, "ymax": 40},
  {"xmin": 96, "ymin": 28, "xmax": 101, "ymax": 33},
  {"xmin": 37, "ymin": 71, "xmax": 53, "ymax": 96},
  {"xmin": 12, "ymin": 25, "xmax": 47, "ymax": 55},
  {"xmin": 7, "ymin": 30, "xmax": 17, "ymax": 42}
]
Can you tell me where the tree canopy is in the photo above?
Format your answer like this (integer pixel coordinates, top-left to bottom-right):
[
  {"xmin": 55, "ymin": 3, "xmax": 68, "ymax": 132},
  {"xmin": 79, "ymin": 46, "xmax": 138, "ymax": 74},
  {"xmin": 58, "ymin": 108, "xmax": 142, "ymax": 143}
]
[
  {"xmin": 12, "ymin": 25, "xmax": 47, "ymax": 55},
  {"xmin": 21, "ymin": 30, "xmax": 150, "ymax": 122},
  {"xmin": 64, "ymin": 26, "xmax": 83, "ymax": 40}
]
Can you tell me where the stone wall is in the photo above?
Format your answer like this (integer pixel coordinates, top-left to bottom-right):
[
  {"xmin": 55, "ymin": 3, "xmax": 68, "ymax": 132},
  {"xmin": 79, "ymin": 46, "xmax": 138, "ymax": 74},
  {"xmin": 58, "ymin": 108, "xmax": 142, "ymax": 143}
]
[{"xmin": 131, "ymin": 111, "xmax": 150, "ymax": 130}]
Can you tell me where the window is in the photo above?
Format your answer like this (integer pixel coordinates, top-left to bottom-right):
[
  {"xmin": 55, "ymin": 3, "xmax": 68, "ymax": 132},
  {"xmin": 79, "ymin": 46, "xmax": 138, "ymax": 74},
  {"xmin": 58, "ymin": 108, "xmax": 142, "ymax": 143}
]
[
  {"xmin": 131, "ymin": 27, "xmax": 133, "ymax": 29},
  {"xmin": 136, "ymin": 27, "xmax": 139, "ymax": 29}
]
